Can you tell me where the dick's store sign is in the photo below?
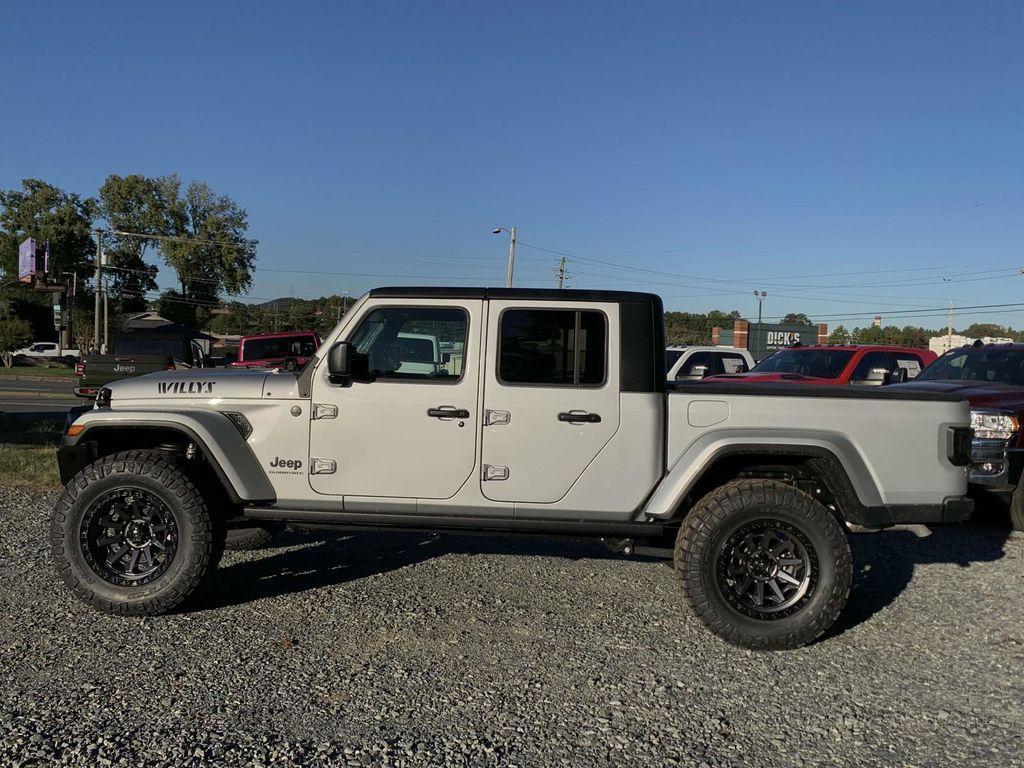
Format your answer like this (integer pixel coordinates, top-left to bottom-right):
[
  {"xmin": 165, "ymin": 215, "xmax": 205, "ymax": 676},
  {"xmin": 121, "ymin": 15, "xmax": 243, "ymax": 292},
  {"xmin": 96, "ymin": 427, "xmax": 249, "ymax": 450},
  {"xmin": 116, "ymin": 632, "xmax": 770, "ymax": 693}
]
[{"xmin": 751, "ymin": 324, "xmax": 818, "ymax": 361}]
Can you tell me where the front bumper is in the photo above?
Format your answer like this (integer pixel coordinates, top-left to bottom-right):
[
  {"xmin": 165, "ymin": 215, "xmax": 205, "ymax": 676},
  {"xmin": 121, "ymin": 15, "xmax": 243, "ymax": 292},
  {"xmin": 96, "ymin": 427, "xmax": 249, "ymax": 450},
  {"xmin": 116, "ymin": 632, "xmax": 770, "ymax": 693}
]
[{"xmin": 967, "ymin": 439, "xmax": 1024, "ymax": 492}]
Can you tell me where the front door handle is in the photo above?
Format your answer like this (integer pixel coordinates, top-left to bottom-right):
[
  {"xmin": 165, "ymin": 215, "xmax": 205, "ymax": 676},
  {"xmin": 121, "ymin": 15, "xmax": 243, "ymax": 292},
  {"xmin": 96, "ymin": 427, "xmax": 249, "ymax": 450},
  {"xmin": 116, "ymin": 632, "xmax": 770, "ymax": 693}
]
[
  {"xmin": 558, "ymin": 411, "xmax": 601, "ymax": 423},
  {"xmin": 427, "ymin": 406, "xmax": 470, "ymax": 419}
]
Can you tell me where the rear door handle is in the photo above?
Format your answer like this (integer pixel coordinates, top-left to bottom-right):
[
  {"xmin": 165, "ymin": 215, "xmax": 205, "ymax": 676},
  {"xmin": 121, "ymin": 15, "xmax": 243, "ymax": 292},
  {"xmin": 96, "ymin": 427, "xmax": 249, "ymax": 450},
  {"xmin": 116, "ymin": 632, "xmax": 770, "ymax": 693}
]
[
  {"xmin": 427, "ymin": 406, "xmax": 470, "ymax": 419},
  {"xmin": 558, "ymin": 411, "xmax": 601, "ymax": 423}
]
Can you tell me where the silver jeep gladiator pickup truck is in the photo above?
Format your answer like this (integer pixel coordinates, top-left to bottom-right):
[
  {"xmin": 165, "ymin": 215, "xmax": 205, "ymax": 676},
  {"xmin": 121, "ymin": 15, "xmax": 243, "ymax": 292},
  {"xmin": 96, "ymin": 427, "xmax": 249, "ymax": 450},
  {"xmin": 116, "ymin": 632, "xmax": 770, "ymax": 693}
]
[{"xmin": 52, "ymin": 288, "xmax": 973, "ymax": 649}]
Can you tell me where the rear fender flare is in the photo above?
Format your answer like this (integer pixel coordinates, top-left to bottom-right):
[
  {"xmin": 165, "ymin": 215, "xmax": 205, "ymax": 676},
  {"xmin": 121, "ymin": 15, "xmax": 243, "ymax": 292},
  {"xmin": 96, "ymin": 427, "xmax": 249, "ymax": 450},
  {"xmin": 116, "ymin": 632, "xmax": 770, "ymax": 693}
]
[{"xmin": 643, "ymin": 429, "xmax": 883, "ymax": 520}]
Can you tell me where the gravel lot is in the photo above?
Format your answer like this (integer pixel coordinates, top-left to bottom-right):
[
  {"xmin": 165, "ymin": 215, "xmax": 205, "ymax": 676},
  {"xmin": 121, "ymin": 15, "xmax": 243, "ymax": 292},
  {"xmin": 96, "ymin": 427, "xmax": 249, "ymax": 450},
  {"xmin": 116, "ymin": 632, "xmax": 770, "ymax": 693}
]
[{"xmin": 1, "ymin": 485, "xmax": 1022, "ymax": 768}]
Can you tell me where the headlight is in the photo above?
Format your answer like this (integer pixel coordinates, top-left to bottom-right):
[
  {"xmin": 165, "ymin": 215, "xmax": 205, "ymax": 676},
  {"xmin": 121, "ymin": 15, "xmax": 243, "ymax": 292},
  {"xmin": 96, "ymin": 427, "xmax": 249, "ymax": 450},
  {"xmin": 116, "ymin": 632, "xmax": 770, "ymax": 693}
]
[{"xmin": 970, "ymin": 410, "xmax": 1019, "ymax": 441}]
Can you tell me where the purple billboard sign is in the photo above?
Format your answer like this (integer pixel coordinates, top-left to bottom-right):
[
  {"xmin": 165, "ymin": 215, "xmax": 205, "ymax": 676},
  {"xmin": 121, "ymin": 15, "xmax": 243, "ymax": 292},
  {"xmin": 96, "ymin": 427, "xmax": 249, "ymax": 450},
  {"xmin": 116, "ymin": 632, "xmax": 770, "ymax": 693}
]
[{"xmin": 18, "ymin": 238, "xmax": 36, "ymax": 283}]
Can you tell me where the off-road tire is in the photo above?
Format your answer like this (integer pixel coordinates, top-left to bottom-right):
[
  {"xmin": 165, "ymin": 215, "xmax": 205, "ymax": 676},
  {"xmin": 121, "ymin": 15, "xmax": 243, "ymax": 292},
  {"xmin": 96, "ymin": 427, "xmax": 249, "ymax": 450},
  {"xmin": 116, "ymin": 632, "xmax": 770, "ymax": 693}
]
[
  {"xmin": 225, "ymin": 523, "xmax": 282, "ymax": 551},
  {"xmin": 1010, "ymin": 482, "xmax": 1024, "ymax": 533},
  {"xmin": 51, "ymin": 449, "xmax": 217, "ymax": 615},
  {"xmin": 675, "ymin": 479, "xmax": 852, "ymax": 650}
]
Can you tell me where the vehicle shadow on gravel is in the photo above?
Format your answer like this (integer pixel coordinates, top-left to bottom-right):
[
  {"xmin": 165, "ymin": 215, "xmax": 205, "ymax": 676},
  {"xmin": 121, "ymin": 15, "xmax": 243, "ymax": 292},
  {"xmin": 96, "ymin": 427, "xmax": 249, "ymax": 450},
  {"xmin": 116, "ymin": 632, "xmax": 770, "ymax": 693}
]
[
  {"xmin": 193, "ymin": 515, "xmax": 1015, "ymax": 639},
  {"xmin": 825, "ymin": 512, "xmax": 1013, "ymax": 640},
  {"xmin": 192, "ymin": 531, "xmax": 626, "ymax": 612}
]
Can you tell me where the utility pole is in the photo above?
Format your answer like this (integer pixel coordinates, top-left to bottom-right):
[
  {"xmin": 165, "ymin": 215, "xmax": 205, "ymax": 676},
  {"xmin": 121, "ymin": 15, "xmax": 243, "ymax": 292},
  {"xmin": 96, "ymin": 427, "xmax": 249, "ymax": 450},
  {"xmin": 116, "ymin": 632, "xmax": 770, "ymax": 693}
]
[
  {"xmin": 492, "ymin": 226, "xmax": 517, "ymax": 287},
  {"xmin": 555, "ymin": 256, "xmax": 571, "ymax": 289},
  {"xmin": 102, "ymin": 277, "xmax": 109, "ymax": 353},
  {"xmin": 947, "ymin": 302, "xmax": 954, "ymax": 351},
  {"xmin": 93, "ymin": 231, "xmax": 102, "ymax": 353},
  {"xmin": 505, "ymin": 227, "xmax": 517, "ymax": 288}
]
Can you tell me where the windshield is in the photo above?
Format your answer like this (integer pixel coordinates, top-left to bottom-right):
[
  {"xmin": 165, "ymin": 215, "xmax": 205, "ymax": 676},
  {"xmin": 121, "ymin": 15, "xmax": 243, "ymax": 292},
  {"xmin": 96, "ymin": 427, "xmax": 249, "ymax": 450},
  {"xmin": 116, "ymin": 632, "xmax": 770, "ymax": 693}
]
[
  {"xmin": 665, "ymin": 349, "xmax": 684, "ymax": 371},
  {"xmin": 243, "ymin": 336, "xmax": 317, "ymax": 360},
  {"xmin": 752, "ymin": 349, "xmax": 855, "ymax": 379},
  {"xmin": 917, "ymin": 347, "xmax": 1024, "ymax": 385}
]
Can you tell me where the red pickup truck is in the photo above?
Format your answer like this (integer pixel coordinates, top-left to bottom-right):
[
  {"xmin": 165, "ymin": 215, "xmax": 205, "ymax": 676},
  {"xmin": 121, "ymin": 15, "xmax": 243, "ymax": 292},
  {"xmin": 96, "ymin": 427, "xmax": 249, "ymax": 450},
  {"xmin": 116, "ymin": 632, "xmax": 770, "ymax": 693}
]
[
  {"xmin": 893, "ymin": 341, "xmax": 1024, "ymax": 533},
  {"xmin": 228, "ymin": 331, "xmax": 321, "ymax": 369},
  {"xmin": 703, "ymin": 344, "xmax": 936, "ymax": 387}
]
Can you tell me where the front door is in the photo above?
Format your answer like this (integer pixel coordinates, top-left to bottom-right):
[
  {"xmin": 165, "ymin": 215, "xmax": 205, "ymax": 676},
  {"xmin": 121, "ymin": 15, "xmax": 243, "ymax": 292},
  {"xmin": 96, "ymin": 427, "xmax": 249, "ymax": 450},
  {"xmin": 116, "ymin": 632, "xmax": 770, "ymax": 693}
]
[
  {"xmin": 309, "ymin": 299, "xmax": 481, "ymax": 499},
  {"xmin": 480, "ymin": 300, "xmax": 620, "ymax": 503}
]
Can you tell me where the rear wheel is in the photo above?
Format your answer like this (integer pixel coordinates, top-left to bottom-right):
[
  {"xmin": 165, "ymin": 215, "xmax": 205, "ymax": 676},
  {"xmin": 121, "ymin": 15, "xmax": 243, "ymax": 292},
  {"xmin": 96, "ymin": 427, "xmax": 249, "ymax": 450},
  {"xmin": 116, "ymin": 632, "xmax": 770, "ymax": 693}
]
[
  {"xmin": 675, "ymin": 479, "xmax": 852, "ymax": 650},
  {"xmin": 51, "ymin": 450, "xmax": 217, "ymax": 615}
]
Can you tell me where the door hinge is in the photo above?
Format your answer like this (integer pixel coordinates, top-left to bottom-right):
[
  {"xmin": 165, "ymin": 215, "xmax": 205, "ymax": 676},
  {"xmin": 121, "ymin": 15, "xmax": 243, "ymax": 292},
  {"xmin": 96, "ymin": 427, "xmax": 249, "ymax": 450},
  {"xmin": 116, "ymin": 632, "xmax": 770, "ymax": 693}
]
[
  {"xmin": 482, "ymin": 464, "xmax": 509, "ymax": 481},
  {"xmin": 310, "ymin": 458, "xmax": 337, "ymax": 475},
  {"xmin": 312, "ymin": 403, "xmax": 338, "ymax": 420},
  {"xmin": 483, "ymin": 409, "xmax": 511, "ymax": 426}
]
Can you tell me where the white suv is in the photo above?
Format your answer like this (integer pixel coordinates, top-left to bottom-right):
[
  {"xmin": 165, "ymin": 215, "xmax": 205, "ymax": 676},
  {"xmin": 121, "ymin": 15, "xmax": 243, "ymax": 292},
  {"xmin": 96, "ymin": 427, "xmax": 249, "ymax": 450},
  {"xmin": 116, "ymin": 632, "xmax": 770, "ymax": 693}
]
[{"xmin": 666, "ymin": 346, "xmax": 754, "ymax": 382}]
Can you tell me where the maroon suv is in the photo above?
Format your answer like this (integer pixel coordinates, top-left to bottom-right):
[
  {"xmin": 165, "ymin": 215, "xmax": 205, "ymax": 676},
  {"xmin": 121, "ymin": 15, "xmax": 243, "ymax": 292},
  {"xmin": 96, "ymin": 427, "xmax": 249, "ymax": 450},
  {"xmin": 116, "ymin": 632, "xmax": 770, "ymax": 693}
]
[
  {"xmin": 894, "ymin": 341, "xmax": 1024, "ymax": 532},
  {"xmin": 228, "ymin": 331, "xmax": 322, "ymax": 369}
]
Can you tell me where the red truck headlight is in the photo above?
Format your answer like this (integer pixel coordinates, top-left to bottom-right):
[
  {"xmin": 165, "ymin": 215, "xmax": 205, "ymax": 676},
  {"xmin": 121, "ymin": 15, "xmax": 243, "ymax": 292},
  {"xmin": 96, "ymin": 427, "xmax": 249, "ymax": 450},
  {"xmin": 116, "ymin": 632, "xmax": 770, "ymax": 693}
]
[{"xmin": 969, "ymin": 410, "xmax": 1019, "ymax": 441}]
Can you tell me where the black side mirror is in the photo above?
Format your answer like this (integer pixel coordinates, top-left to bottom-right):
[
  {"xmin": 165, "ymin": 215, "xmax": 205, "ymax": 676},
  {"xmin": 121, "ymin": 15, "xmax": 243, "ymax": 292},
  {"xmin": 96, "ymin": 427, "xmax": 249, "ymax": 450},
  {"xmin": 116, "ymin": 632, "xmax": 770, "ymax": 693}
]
[
  {"xmin": 891, "ymin": 367, "xmax": 909, "ymax": 384},
  {"xmin": 327, "ymin": 342, "xmax": 352, "ymax": 384},
  {"xmin": 283, "ymin": 356, "xmax": 299, "ymax": 372}
]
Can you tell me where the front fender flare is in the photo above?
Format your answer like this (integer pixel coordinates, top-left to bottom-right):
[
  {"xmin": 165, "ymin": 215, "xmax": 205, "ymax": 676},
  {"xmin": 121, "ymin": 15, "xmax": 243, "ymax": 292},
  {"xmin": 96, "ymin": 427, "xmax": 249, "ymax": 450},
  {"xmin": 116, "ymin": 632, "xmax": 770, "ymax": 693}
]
[{"xmin": 60, "ymin": 409, "xmax": 276, "ymax": 504}]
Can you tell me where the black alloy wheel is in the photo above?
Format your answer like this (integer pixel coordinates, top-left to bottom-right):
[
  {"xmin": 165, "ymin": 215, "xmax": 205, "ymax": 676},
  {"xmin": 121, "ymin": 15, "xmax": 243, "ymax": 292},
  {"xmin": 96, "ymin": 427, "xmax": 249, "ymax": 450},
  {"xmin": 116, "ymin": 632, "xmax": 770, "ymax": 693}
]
[
  {"xmin": 716, "ymin": 519, "xmax": 818, "ymax": 620},
  {"xmin": 81, "ymin": 487, "xmax": 179, "ymax": 587}
]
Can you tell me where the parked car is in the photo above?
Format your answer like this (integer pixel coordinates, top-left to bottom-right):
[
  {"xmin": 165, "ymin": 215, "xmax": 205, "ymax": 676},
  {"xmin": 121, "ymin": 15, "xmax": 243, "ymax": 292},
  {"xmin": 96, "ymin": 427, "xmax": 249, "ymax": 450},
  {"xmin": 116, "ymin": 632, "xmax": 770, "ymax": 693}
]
[
  {"xmin": 704, "ymin": 345, "xmax": 936, "ymax": 386},
  {"xmin": 665, "ymin": 346, "xmax": 754, "ymax": 382},
  {"xmin": 54, "ymin": 287, "xmax": 973, "ymax": 650},
  {"xmin": 13, "ymin": 341, "xmax": 79, "ymax": 362},
  {"xmin": 893, "ymin": 341, "xmax": 1024, "ymax": 532},
  {"xmin": 228, "ymin": 331, "xmax": 321, "ymax": 369},
  {"xmin": 75, "ymin": 335, "xmax": 208, "ymax": 398}
]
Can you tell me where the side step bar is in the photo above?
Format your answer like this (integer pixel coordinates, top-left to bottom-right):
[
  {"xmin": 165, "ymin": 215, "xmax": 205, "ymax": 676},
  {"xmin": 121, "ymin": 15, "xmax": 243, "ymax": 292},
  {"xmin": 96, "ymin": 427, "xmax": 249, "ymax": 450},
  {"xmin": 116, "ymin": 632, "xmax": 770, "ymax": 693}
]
[{"xmin": 243, "ymin": 507, "xmax": 665, "ymax": 539}]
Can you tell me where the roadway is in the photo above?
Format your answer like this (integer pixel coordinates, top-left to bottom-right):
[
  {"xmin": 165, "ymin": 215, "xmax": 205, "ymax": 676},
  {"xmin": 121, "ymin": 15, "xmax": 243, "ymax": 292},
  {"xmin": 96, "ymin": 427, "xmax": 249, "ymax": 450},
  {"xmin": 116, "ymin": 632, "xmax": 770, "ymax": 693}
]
[{"xmin": 0, "ymin": 377, "xmax": 82, "ymax": 414}]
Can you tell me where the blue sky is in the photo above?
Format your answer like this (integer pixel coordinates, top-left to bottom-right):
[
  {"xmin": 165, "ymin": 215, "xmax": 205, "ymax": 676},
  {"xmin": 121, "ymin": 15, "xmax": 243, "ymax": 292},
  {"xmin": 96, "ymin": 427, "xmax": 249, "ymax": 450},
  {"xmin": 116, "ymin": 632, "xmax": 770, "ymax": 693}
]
[{"xmin": 2, "ymin": 1, "xmax": 1023, "ymax": 329}]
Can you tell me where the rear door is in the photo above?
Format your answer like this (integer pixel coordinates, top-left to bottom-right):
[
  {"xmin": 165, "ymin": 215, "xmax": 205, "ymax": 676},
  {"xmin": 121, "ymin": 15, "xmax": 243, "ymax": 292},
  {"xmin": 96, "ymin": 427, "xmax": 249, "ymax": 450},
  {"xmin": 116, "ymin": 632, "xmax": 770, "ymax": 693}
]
[{"xmin": 480, "ymin": 300, "xmax": 620, "ymax": 503}]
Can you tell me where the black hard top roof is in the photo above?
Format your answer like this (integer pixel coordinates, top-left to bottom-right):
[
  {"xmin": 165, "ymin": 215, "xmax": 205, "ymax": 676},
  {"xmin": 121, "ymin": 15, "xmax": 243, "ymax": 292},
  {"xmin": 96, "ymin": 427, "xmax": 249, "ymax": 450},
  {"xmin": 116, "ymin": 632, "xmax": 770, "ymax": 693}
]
[{"xmin": 369, "ymin": 286, "xmax": 659, "ymax": 303}]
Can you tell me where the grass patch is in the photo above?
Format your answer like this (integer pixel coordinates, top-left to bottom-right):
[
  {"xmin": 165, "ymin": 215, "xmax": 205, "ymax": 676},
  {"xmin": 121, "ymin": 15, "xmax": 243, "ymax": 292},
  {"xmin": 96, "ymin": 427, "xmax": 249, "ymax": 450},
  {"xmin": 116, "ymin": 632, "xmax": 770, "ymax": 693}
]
[
  {"xmin": 0, "ymin": 366, "xmax": 75, "ymax": 378},
  {"xmin": 0, "ymin": 414, "xmax": 64, "ymax": 488},
  {"xmin": 0, "ymin": 445, "xmax": 61, "ymax": 487}
]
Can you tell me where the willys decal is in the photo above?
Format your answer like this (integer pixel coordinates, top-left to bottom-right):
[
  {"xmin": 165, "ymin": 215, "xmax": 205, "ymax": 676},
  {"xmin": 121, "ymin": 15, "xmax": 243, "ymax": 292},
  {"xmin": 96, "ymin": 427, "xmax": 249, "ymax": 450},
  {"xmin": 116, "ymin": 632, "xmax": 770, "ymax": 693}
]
[{"xmin": 157, "ymin": 381, "xmax": 216, "ymax": 395}]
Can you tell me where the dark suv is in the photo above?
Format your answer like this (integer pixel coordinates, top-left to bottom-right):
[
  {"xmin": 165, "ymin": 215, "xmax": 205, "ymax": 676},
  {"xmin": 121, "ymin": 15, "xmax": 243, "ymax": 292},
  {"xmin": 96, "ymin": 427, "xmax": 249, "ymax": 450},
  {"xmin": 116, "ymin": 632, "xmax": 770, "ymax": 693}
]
[{"xmin": 894, "ymin": 341, "xmax": 1024, "ymax": 532}]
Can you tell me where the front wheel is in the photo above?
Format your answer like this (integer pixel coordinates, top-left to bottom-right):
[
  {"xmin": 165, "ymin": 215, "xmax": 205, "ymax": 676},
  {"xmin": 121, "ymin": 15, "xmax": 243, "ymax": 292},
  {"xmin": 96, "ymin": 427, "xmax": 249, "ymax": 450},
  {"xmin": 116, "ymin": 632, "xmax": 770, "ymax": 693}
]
[
  {"xmin": 675, "ymin": 479, "xmax": 852, "ymax": 650},
  {"xmin": 51, "ymin": 450, "xmax": 217, "ymax": 615}
]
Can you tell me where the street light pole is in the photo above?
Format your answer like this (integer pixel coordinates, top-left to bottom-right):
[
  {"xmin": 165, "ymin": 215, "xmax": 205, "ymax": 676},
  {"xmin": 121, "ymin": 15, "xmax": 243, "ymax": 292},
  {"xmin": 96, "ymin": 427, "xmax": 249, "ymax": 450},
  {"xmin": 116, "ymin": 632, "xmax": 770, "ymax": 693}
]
[
  {"xmin": 753, "ymin": 290, "xmax": 767, "ymax": 358},
  {"xmin": 492, "ymin": 226, "xmax": 517, "ymax": 288}
]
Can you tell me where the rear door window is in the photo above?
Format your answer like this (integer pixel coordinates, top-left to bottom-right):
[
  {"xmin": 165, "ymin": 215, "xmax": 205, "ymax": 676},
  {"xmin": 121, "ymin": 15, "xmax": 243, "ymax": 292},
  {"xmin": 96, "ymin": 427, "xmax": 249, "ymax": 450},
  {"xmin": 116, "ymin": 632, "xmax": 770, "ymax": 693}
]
[
  {"xmin": 891, "ymin": 353, "xmax": 924, "ymax": 379},
  {"xmin": 716, "ymin": 352, "xmax": 749, "ymax": 374},
  {"xmin": 499, "ymin": 309, "xmax": 606, "ymax": 387}
]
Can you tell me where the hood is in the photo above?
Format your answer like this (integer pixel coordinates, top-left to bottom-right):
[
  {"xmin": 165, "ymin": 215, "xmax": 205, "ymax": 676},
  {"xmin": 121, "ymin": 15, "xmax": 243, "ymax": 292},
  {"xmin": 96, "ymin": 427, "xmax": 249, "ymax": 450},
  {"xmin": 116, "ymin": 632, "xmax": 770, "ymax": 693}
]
[
  {"xmin": 703, "ymin": 372, "xmax": 839, "ymax": 386},
  {"xmin": 892, "ymin": 379, "xmax": 1024, "ymax": 410},
  {"xmin": 106, "ymin": 367, "xmax": 272, "ymax": 401}
]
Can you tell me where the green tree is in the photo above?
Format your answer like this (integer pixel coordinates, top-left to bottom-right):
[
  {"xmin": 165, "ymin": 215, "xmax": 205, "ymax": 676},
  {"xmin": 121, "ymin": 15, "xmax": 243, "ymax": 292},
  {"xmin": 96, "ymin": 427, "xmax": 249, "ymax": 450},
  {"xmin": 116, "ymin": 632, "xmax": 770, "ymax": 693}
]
[
  {"xmin": 781, "ymin": 312, "xmax": 812, "ymax": 326},
  {"xmin": 853, "ymin": 325, "xmax": 883, "ymax": 344},
  {"xmin": 287, "ymin": 299, "xmax": 318, "ymax": 332},
  {"xmin": 963, "ymin": 322, "xmax": 1009, "ymax": 339},
  {"xmin": 0, "ymin": 179, "xmax": 97, "ymax": 280},
  {"xmin": 97, "ymin": 174, "xmax": 174, "ymax": 307},
  {"xmin": 159, "ymin": 180, "xmax": 257, "ymax": 307},
  {"xmin": 0, "ymin": 317, "xmax": 33, "ymax": 366},
  {"xmin": 828, "ymin": 325, "xmax": 851, "ymax": 344},
  {"xmin": 209, "ymin": 301, "xmax": 258, "ymax": 336},
  {"xmin": 664, "ymin": 309, "xmax": 741, "ymax": 345},
  {"xmin": 0, "ymin": 180, "xmax": 97, "ymax": 340}
]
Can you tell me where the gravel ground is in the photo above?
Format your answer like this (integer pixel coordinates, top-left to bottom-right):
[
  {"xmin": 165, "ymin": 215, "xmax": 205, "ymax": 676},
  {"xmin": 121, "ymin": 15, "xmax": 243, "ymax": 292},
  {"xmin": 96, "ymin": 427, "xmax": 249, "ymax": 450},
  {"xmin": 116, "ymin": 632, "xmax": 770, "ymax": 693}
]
[{"xmin": 1, "ymin": 486, "xmax": 1022, "ymax": 768}]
